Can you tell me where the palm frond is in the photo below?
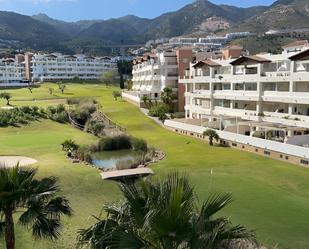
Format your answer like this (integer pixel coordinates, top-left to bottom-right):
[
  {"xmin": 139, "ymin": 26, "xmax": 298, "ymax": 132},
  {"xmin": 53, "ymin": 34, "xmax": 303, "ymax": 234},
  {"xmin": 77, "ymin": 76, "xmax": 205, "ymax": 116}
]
[{"xmin": 199, "ymin": 193, "xmax": 233, "ymax": 220}]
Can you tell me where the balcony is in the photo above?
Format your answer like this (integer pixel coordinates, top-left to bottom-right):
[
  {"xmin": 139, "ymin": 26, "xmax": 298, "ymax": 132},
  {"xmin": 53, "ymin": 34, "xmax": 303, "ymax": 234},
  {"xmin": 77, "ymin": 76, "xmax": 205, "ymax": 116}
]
[
  {"xmin": 213, "ymin": 90, "xmax": 259, "ymax": 101},
  {"xmin": 263, "ymin": 91, "xmax": 309, "ymax": 104},
  {"xmin": 213, "ymin": 107, "xmax": 258, "ymax": 120},
  {"xmin": 184, "ymin": 104, "xmax": 212, "ymax": 115}
]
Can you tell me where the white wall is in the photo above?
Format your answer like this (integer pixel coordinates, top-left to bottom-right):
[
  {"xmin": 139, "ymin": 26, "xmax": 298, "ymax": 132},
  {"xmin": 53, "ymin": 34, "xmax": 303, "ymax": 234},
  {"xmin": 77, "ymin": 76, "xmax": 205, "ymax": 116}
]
[{"xmin": 165, "ymin": 120, "xmax": 309, "ymax": 159}]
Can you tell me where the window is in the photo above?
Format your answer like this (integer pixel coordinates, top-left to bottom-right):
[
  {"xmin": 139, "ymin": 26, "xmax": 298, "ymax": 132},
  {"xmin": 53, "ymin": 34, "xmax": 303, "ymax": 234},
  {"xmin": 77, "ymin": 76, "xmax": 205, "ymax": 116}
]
[
  {"xmin": 264, "ymin": 151, "xmax": 271, "ymax": 156},
  {"xmin": 242, "ymin": 145, "xmax": 245, "ymax": 149},
  {"xmin": 255, "ymin": 149, "xmax": 258, "ymax": 152},
  {"xmin": 232, "ymin": 143, "xmax": 237, "ymax": 147},
  {"xmin": 285, "ymin": 156, "xmax": 289, "ymax": 160},
  {"xmin": 280, "ymin": 155, "xmax": 283, "ymax": 159},
  {"xmin": 300, "ymin": 159, "xmax": 309, "ymax": 165}
]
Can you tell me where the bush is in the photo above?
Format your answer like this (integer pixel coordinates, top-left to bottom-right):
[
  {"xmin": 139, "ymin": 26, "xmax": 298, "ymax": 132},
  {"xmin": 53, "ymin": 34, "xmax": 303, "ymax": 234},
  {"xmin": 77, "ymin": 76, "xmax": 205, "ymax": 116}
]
[
  {"xmin": 131, "ymin": 138, "xmax": 148, "ymax": 153},
  {"xmin": 70, "ymin": 103, "xmax": 97, "ymax": 125},
  {"xmin": 98, "ymin": 135, "xmax": 132, "ymax": 151},
  {"xmin": 112, "ymin": 91, "xmax": 122, "ymax": 100},
  {"xmin": 46, "ymin": 104, "xmax": 69, "ymax": 123},
  {"xmin": 61, "ymin": 139, "xmax": 79, "ymax": 153},
  {"xmin": 76, "ymin": 145, "xmax": 92, "ymax": 163},
  {"xmin": 0, "ymin": 106, "xmax": 45, "ymax": 127},
  {"xmin": 149, "ymin": 103, "xmax": 169, "ymax": 122},
  {"xmin": 85, "ymin": 119, "xmax": 105, "ymax": 136},
  {"xmin": 67, "ymin": 97, "xmax": 97, "ymax": 106}
]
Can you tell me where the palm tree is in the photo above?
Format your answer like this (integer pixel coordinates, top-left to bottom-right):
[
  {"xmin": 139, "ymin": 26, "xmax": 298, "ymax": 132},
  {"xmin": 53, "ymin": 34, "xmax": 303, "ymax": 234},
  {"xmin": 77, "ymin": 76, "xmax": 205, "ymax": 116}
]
[
  {"xmin": 0, "ymin": 166, "xmax": 72, "ymax": 249},
  {"xmin": 161, "ymin": 87, "xmax": 177, "ymax": 112},
  {"xmin": 77, "ymin": 173, "xmax": 256, "ymax": 249},
  {"xmin": 203, "ymin": 129, "xmax": 220, "ymax": 146}
]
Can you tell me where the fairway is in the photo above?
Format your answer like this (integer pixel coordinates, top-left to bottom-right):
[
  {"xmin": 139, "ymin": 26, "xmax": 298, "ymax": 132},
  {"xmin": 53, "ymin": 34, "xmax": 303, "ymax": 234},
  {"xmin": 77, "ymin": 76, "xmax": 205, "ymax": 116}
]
[{"xmin": 0, "ymin": 83, "xmax": 309, "ymax": 249}]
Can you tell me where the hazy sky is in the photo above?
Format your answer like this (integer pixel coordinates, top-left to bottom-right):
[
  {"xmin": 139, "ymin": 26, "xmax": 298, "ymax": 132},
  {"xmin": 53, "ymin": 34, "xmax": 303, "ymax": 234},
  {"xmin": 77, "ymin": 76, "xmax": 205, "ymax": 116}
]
[{"xmin": 0, "ymin": 0, "xmax": 276, "ymax": 22}]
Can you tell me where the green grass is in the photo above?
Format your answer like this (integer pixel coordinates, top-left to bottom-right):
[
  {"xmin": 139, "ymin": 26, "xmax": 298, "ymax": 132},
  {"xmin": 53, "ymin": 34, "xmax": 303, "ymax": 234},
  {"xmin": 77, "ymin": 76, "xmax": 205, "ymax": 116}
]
[{"xmin": 1, "ymin": 83, "xmax": 309, "ymax": 249}]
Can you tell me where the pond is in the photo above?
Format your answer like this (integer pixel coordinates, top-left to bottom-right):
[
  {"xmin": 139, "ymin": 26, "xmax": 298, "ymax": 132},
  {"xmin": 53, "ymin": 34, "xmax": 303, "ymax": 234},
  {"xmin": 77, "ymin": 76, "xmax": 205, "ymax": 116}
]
[{"xmin": 91, "ymin": 150, "xmax": 139, "ymax": 169}]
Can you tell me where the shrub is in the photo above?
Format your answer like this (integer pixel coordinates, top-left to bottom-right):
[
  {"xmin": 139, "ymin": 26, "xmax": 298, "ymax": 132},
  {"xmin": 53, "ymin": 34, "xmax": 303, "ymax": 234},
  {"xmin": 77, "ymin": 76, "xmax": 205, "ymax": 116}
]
[
  {"xmin": 46, "ymin": 104, "xmax": 69, "ymax": 123},
  {"xmin": 52, "ymin": 112, "xmax": 69, "ymax": 123},
  {"xmin": 85, "ymin": 119, "xmax": 105, "ymax": 136},
  {"xmin": 148, "ymin": 103, "xmax": 169, "ymax": 118},
  {"xmin": 0, "ymin": 106, "xmax": 45, "ymax": 127},
  {"xmin": 61, "ymin": 139, "xmax": 79, "ymax": 153},
  {"xmin": 76, "ymin": 145, "xmax": 92, "ymax": 163},
  {"xmin": 67, "ymin": 97, "xmax": 97, "ymax": 106},
  {"xmin": 70, "ymin": 103, "xmax": 97, "ymax": 125},
  {"xmin": 112, "ymin": 91, "xmax": 122, "ymax": 100},
  {"xmin": 98, "ymin": 135, "xmax": 132, "ymax": 151},
  {"xmin": 131, "ymin": 138, "xmax": 148, "ymax": 153}
]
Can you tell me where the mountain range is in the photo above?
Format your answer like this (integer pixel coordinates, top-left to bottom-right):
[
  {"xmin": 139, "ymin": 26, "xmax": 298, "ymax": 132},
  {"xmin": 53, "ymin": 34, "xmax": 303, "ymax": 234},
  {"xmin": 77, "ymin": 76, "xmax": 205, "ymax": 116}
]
[{"xmin": 0, "ymin": 0, "xmax": 308, "ymax": 54}]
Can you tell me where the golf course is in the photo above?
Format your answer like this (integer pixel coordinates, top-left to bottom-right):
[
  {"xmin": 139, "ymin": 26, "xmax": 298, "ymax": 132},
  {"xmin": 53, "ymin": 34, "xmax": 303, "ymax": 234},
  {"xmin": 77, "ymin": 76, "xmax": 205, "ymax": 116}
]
[{"xmin": 0, "ymin": 83, "xmax": 309, "ymax": 249}]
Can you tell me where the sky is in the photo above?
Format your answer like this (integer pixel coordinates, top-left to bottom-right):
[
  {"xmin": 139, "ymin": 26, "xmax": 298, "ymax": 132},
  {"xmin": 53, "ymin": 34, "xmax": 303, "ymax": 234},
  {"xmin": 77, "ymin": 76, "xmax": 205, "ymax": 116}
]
[{"xmin": 0, "ymin": 0, "xmax": 276, "ymax": 22}]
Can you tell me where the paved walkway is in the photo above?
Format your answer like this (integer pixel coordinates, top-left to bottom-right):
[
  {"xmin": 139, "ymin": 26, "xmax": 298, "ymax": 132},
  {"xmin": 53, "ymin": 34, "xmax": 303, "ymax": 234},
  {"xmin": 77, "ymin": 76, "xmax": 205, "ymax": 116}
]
[{"xmin": 0, "ymin": 156, "xmax": 37, "ymax": 167}]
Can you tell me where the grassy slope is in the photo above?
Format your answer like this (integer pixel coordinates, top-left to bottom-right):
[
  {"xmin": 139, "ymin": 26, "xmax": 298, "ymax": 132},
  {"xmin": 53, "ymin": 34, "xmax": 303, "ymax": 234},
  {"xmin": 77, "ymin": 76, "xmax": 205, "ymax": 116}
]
[{"xmin": 0, "ymin": 83, "xmax": 309, "ymax": 249}]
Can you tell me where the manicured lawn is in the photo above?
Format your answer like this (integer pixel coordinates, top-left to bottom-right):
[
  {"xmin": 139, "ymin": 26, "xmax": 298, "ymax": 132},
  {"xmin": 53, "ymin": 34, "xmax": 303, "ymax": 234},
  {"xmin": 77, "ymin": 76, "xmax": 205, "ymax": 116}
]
[{"xmin": 0, "ymin": 83, "xmax": 309, "ymax": 249}]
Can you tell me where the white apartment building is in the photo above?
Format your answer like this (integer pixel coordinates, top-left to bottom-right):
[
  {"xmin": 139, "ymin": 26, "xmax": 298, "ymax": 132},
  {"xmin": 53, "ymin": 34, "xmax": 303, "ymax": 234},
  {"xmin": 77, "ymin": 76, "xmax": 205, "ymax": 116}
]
[
  {"xmin": 31, "ymin": 53, "xmax": 117, "ymax": 82},
  {"xmin": 181, "ymin": 47, "xmax": 309, "ymax": 130},
  {"xmin": 122, "ymin": 51, "xmax": 179, "ymax": 105},
  {"xmin": 0, "ymin": 58, "xmax": 25, "ymax": 86},
  {"xmin": 163, "ymin": 43, "xmax": 309, "ymax": 165}
]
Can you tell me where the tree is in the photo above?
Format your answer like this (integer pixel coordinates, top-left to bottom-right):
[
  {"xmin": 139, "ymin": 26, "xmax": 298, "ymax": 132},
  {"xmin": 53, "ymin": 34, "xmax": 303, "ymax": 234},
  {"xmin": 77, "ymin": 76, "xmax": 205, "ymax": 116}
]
[
  {"xmin": 126, "ymin": 79, "xmax": 133, "ymax": 90},
  {"xmin": 0, "ymin": 166, "xmax": 72, "ymax": 249},
  {"xmin": 117, "ymin": 60, "xmax": 132, "ymax": 89},
  {"xmin": 100, "ymin": 70, "xmax": 118, "ymax": 87},
  {"xmin": 203, "ymin": 129, "xmax": 220, "ymax": 146},
  {"xmin": 119, "ymin": 74, "xmax": 125, "ymax": 89},
  {"xmin": 117, "ymin": 60, "xmax": 132, "ymax": 76},
  {"xmin": 161, "ymin": 87, "xmax": 177, "ymax": 112},
  {"xmin": 112, "ymin": 91, "xmax": 122, "ymax": 101},
  {"xmin": 77, "ymin": 172, "xmax": 255, "ymax": 249},
  {"xmin": 0, "ymin": 92, "xmax": 12, "ymax": 106},
  {"xmin": 48, "ymin": 88, "xmax": 54, "ymax": 95},
  {"xmin": 58, "ymin": 84, "xmax": 66, "ymax": 94},
  {"xmin": 27, "ymin": 86, "xmax": 33, "ymax": 93}
]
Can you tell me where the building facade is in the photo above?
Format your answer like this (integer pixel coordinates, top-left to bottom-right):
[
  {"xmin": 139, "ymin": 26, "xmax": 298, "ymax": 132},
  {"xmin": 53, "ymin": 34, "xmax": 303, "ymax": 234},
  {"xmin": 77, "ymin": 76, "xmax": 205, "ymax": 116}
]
[
  {"xmin": 163, "ymin": 42, "xmax": 309, "ymax": 166},
  {"xmin": 123, "ymin": 51, "xmax": 179, "ymax": 106},
  {"xmin": 180, "ymin": 45, "xmax": 309, "ymax": 133},
  {"xmin": 0, "ymin": 57, "xmax": 25, "ymax": 86},
  {"xmin": 123, "ymin": 49, "xmax": 192, "ymax": 109},
  {"xmin": 31, "ymin": 53, "xmax": 117, "ymax": 82}
]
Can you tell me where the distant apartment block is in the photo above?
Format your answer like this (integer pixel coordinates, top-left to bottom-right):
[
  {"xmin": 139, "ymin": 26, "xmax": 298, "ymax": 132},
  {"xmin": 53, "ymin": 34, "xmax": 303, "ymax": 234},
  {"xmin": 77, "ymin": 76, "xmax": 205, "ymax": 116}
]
[
  {"xmin": 0, "ymin": 55, "xmax": 26, "ymax": 86},
  {"xmin": 0, "ymin": 53, "xmax": 118, "ymax": 87},
  {"xmin": 31, "ymin": 53, "xmax": 117, "ymax": 82}
]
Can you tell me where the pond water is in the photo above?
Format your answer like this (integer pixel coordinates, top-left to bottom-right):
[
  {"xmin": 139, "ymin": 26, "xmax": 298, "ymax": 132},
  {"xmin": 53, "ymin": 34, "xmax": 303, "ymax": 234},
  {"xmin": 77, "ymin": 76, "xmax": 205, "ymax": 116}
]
[{"xmin": 91, "ymin": 150, "xmax": 138, "ymax": 169}]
